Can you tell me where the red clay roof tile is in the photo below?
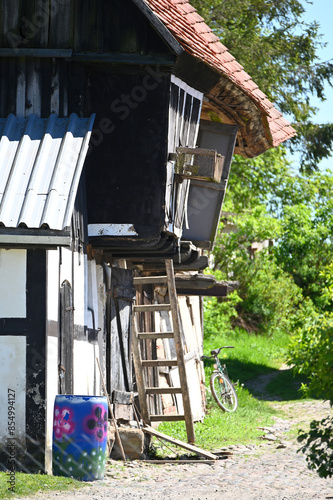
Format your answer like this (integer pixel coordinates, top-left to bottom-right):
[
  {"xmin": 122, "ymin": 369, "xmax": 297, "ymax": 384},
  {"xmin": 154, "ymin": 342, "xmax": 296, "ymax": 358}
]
[{"xmin": 144, "ymin": 0, "xmax": 296, "ymax": 147}]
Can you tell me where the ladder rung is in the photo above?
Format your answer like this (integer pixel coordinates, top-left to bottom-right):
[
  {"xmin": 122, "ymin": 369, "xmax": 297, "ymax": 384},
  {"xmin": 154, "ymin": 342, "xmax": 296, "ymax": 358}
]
[
  {"xmin": 146, "ymin": 387, "xmax": 182, "ymax": 395},
  {"xmin": 133, "ymin": 276, "xmax": 168, "ymax": 285},
  {"xmin": 150, "ymin": 415, "xmax": 185, "ymax": 422},
  {"xmin": 133, "ymin": 304, "xmax": 171, "ymax": 313},
  {"xmin": 138, "ymin": 332, "xmax": 175, "ymax": 340},
  {"xmin": 142, "ymin": 359, "xmax": 178, "ymax": 367}
]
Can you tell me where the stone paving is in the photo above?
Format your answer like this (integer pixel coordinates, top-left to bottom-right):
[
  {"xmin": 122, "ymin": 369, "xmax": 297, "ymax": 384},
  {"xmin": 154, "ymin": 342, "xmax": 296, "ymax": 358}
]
[{"xmin": 17, "ymin": 400, "xmax": 333, "ymax": 500}]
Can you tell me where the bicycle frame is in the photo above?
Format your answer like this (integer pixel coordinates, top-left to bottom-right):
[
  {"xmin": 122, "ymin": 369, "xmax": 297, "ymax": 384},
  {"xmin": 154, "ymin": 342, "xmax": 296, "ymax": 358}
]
[
  {"xmin": 203, "ymin": 346, "xmax": 238, "ymax": 412},
  {"xmin": 213, "ymin": 354, "xmax": 229, "ymax": 379}
]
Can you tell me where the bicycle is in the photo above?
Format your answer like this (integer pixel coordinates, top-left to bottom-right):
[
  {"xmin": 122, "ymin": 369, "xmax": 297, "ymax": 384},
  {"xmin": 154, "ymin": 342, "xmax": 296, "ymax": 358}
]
[{"xmin": 202, "ymin": 346, "xmax": 238, "ymax": 412}]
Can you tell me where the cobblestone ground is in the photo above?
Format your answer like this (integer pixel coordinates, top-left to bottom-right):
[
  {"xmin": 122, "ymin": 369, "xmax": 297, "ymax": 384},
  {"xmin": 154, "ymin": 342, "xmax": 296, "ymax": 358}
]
[{"xmin": 17, "ymin": 400, "xmax": 333, "ymax": 500}]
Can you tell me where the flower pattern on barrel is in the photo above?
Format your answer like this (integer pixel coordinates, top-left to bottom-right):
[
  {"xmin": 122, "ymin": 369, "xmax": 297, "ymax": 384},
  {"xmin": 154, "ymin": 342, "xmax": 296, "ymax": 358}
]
[
  {"xmin": 53, "ymin": 406, "xmax": 75, "ymax": 441},
  {"xmin": 84, "ymin": 405, "xmax": 108, "ymax": 440},
  {"xmin": 53, "ymin": 396, "xmax": 108, "ymax": 481}
]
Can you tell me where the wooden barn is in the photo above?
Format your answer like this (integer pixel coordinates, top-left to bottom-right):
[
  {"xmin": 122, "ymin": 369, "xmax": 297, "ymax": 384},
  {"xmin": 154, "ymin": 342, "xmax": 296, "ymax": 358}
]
[{"xmin": 0, "ymin": 0, "xmax": 295, "ymax": 473}]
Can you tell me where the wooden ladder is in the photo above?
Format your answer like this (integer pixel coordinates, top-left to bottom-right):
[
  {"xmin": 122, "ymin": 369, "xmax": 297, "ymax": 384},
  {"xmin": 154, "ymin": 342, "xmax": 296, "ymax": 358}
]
[{"xmin": 131, "ymin": 259, "xmax": 195, "ymax": 444}]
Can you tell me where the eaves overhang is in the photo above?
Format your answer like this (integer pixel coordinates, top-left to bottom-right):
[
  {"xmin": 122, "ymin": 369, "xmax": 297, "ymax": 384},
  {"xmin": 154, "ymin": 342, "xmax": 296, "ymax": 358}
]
[{"xmin": 143, "ymin": 0, "xmax": 296, "ymax": 158}]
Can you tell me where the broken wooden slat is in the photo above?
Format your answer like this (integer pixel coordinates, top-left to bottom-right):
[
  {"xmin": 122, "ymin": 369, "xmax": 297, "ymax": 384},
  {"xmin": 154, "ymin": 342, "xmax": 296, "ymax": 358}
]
[
  {"xmin": 150, "ymin": 415, "xmax": 185, "ymax": 422},
  {"xmin": 142, "ymin": 425, "xmax": 218, "ymax": 460},
  {"xmin": 145, "ymin": 387, "xmax": 182, "ymax": 395},
  {"xmin": 133, "ymin": 276, "xmax": 168, "ymax": 285},
  {"xmin": 142, "ymin": 359, "xmax": 178, "ymax": 367},
  {"xmin": 133, "ymin": 304, "xmax": 171, "ymax": 313},
  {"xmin": 137, "ymin": 332, "xmax": 175, "ymax": 340},
  {"xmin": 140, "ymin": 459, "xmax": 219, "ymax": 464}
]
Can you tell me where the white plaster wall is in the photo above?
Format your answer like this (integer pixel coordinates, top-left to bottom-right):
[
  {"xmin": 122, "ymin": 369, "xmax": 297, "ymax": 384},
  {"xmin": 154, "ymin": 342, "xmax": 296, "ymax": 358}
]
[
  {"xmin": 0, "ymin": 337, "xmax": 26, "ymax": 445},
  {"xmin": 59, "ymin": 247, "xmax": 72, "ymax": 286},
  {"xmin": 87, "ymin": 260, "xmax": 98, "ymax": 329},
  {"xmin": 0, "ymin": 249, "xmax": 26, "ymax": 318},
  {"xmin": 44, "ymin": 336, "xmax": 58, "ymax": 474},
  {"xmin": 73, "ymin": 252, "xmax": 86, "ymax": 329},
  {"xmin": 73, "ymin": 340, "xmax": 100, "ymax": 395},
  {"xmin": 45, "ymin": 249, "xmax": 61, "ymax": 473},
  {"xmin": 46, "ymin": 249, "xmax": 60, "ymax": 322}
]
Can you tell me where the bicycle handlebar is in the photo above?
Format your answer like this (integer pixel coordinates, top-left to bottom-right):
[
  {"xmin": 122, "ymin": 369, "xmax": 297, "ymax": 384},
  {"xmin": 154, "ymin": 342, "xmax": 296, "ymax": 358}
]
[{"xmin": 201, "ymin": 346, "xmax": 234, "ymax": 360}]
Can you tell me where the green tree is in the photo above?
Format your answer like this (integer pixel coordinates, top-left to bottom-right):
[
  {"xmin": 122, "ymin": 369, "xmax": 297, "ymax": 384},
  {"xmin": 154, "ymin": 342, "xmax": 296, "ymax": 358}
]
[
  {"xmin": 191, "ymin": 0, "xmax": 333, "ymax": 171},
  {"xmin": 193, "ymin": 0, "xmax": 333, "ymax": 478},
  {"xmin": 212, "ymin": 206, "xmax": 302, "ymax": 334}
]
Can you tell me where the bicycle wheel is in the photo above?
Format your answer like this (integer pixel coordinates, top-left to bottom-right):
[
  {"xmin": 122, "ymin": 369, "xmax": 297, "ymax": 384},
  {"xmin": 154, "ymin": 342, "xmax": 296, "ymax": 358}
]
[{"xmin": 210, "ymin": 371, "xmax": 238, "ymax": 412}]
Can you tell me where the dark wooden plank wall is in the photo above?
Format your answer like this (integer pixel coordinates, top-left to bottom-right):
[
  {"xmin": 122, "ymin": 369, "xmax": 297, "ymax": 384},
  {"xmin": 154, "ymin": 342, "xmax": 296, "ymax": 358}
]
[
  {"xmin": 85, "ymin": 68, "xmax": 171, "ymax": 235},
  {"xmin": 0, "ymin": 0, "xmax": 170, "ymax": 55},
  {"xmin": 0, "ymin": 58, "xmax": 69, "ymax": 117},
  {"xmin": 109, "ymin": 267, "xmax": 136, "ymax": 395}
]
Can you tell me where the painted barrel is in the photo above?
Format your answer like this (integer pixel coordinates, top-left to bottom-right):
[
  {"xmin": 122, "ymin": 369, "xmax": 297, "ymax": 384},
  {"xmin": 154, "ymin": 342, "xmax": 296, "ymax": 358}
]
[{"xmin": 52, "ymin": 395, "xmax": 108, "ymax": 481}]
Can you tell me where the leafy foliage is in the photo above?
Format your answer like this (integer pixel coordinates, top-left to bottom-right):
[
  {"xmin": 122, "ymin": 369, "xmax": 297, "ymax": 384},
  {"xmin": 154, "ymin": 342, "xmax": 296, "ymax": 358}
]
[
  {"xmin": 298, "ymin": 416, "xmax": 333, "ymax": 478},
  {"xmin": 274, "ymin": 204, "xmax": 333, "ymax": 308},
  {"xmin": 233, "ymin": 252, "xmax": 302, "ymax": 333},
  {"xmin": 193, "ymin": 0, "xmax": 333, "ymax": 479},
  {"xmin": 287, "ymin": 313, "xmax": 333, "ymax": 404},
  {"xmin": 191, "ymin": 0, "xmax": 333, "ymax": 171},
  {"xmin": 211, "ymin": 207, "xmax": 302, "ymax": 334},
  {"xmin": 204, "ymin": 291, "xmax": 242, "ymax": 339}
]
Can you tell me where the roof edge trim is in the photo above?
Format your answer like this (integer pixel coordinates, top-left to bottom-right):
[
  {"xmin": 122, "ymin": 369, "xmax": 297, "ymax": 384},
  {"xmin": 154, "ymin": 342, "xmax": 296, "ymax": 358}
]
[{"xmin": 132, "ymin": 0, "xmax": 184, "ymax": 56}]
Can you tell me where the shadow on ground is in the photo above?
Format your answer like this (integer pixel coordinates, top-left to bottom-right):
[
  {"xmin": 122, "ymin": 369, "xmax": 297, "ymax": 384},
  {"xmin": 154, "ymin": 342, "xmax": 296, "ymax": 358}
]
[{"xmin": 202, "ymin": 357, "xmax": 313, "ymax": 402}]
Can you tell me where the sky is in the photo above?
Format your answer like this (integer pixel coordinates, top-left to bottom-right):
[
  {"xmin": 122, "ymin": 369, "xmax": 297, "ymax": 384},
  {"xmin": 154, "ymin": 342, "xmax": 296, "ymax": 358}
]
[{"xmin": 300, "ymin": 0, "xmax": 333, "ymax": 170}]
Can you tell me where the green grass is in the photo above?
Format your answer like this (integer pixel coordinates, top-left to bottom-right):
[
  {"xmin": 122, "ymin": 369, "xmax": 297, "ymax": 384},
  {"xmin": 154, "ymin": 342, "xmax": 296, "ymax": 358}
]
[
  {"xmin": 154, "ymin": 384, "xmax": 277, "ymax": 456},
  {"xmin": 0, "ymin": 472, "xmax": 84, "ymax": 499},
  {"xmin": 203, "ymin": 328, "xmax": 290, "ymax": 383},
  {"xmin": 153, "ymin": 328, "xmax": 305, "ymax": 457}
]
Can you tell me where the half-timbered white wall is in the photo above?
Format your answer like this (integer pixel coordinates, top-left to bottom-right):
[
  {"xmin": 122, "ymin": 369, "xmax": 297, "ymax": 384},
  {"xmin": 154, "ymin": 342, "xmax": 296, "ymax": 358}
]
[
  {"xmin": 0, "ymin": 249, "xmax": 26, "ymax": 318},
  {"xmin": 45, "ymin": 247, "xmax": 107, "ymax": 473},
  {"xmin": 0, "ymin": 336, "xmax": 26, "ymax": 448},
  {"xmin": 45, "ymin": 249, "xmax": 60, "ymax": 474},
  {"xmin": 0, "ymin": 250, "xmax": 27, "ymax": 460}
]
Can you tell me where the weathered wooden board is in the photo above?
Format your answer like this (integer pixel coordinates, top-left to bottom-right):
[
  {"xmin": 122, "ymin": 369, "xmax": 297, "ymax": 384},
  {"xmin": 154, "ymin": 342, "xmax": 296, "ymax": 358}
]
[
  {"xmin": 110, "ymin": 267, "xmax": 135, "ymax": 394},
  {"xmin": 142, "ymin": 425, "xmax": 218, "ymax": 460}
]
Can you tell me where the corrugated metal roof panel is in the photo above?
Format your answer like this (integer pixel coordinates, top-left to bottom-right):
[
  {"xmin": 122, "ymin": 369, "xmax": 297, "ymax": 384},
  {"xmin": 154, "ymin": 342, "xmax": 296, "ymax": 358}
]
[{"xmin": 0, "ymin": 113, "xmax": 95, "ymax": 231}]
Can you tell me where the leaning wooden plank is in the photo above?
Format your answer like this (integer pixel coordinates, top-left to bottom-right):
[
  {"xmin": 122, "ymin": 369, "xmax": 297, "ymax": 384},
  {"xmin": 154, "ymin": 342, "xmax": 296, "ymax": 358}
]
[
  {"xmin": 142, "ymin": 425, "xmax": 218, "ymax": 460},
  {"xmin": 140, "ymin": 459, "xmax": 220, "ymax": 464}
]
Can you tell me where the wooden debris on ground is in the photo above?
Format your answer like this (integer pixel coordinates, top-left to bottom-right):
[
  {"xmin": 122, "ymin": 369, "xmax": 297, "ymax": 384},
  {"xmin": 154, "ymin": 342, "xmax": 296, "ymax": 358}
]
[{"xmin": 142, "ymin": 424, "xmax": 218, "ymax": 460}]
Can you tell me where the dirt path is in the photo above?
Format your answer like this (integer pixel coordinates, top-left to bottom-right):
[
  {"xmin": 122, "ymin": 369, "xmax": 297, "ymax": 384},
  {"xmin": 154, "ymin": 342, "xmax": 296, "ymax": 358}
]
[
  {"xmin": 16, "ymin": 387, "xmax": 333, "ymax": 500},
  {"xmin": 245, "ymin": 364, "xmax": 291, "ymax": 401}
]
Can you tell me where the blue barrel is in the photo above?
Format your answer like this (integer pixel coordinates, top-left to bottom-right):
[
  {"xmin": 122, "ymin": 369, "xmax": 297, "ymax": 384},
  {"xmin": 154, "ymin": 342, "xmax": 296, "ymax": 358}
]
[{"xmin": 52, "ymin": 395, "xmax": 108, "ymax": 481}]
